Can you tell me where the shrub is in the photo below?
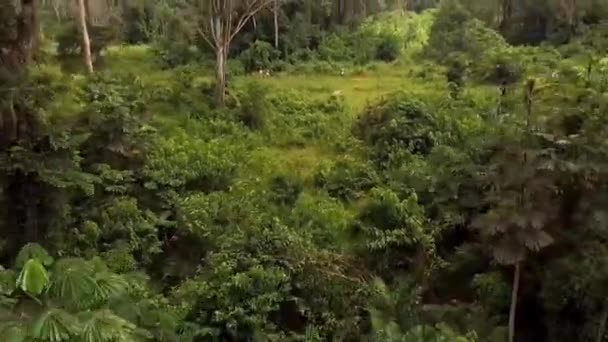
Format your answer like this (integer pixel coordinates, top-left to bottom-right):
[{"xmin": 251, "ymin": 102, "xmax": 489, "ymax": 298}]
[
  {"xmin": 426, "ymin": 1, "xmax": 506, "ymax": 66},
  {"xmin": 240, "ymin": 40, "xmax": 281, "ymax": 72},
  {"xmin": 236, "ymin": 81, "xmax": 271, "ymax": 130},
  {"xmin": 270, "ymin": 174, "xmax": 303, "ymax": 206},
  {"xmin": 318, "ymin": 32, "xmax": 354, "ymax": 62},
  {"xmin": 375, "ymin": 33, "xmax": 401, "ymax": 62},
  {"xmin": 56, "ymin": 23, "xmax": 121, "ymax": 65},
  {"xmin": 313, "ymin": 158, "xmax": 379, "ymax": 202},
  {"xmin": 152, "ymin": 41, "xmax": 203, "ymax": 68},
  {"xmin": 143, "ymin": 129, "xmax": 242, "ymax": 192},
  {"xmin": 267, "ymin": 90, "xmax": 347, "ymax": 145},
  {"xmin": 355, "ymin": 94, "xmax": 439, "ymax": 166}
]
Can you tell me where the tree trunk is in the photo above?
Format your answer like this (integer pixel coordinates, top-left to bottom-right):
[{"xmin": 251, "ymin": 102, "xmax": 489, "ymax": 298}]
[
  {"xmin": 596, "ymin": 305, "xmax": 608, "ymax": 342},
  {"xmin": 274, "ymin": 0, "xmax": 279, "ymax": 49},
  {"xmin": 20, "ymin": 0, "xmax": 39, "ymax": 63},
  {"xmin": 509, "ymin": 262, "xmax": 521, "ymax": 342},
  {"xmin": 0, "ymin": 0, "xmax": 38, "ymax": 146},
  {"xmin": 215, "ymin": 45, "xmax": 226, "ymax": 106},
  {"xmin": 77, "ymin": 0, "xmax": 94, "ymax": 74},
  {"xmin": 500, "ymin": 0, "xmax": 513, "ymax": 33}
]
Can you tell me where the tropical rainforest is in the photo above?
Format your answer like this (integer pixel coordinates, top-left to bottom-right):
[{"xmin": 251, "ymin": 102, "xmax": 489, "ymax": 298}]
[{"xmin": 2, "ymin": 0, "xmax": 608, "ymax": 341}]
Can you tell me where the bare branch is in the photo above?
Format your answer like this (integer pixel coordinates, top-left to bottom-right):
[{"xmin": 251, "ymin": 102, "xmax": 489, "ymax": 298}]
[{"xmin": 229, "ymin": 0, "xmax": 275, "ymax": 42}]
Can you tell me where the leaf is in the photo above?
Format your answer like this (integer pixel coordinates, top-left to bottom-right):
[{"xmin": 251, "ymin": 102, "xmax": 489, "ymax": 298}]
[
  {"xmin": 15, "ymin": 243, "xmax": 53, "ymax": 268},
  {"xmin": 0, "ymin": 321, "xmax": 27, "ymax": 342},
  {"xmin": 48, "ymin": 259, "xmax": 97, "ymax": 310},
  {"xmin": 522, "ymin": 230, "xmax": 554, "ymax": 252},
  {"xmin": 16, "ymin": 259, "xmax": 49, "ymax": 296},
  {"xmin": 79, "ymin": 310, "xmax": 139, "ymax": 342},
  {"xmin": 0, "ymin": 269, "xmax": 17, "ymax": 296},
  {"xmin": 31, "ymin": 309, "xmax": 79, "ymax": 342},
  {"xmin": 493, "ymin": 238, "xmax": 526, "ymax": 265},
  {"xmin": 92, "ymin": 272, "xmax": 128, "ymax": 304}
]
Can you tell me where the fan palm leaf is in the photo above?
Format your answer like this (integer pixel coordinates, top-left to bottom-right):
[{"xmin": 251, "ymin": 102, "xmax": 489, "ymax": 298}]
[
  {"xmin": 30, "ymin": 308, "xmax": 80, "ymax": 342},
  {"xmin": 47, "ymin": 258, "xmax": 97, "ymax": 310},
  {"xmin": 78, "ymin": 309, "xmax": 140, "ymax": 342}
]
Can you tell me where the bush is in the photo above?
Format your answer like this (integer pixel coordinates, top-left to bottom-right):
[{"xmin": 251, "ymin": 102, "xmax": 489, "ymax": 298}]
[
  {"xmin": 318, "ymin": 32, "xmax": 354, "ymax": 62},
  {"xmin": 152, "ymin": 41, "xmax": 203, "ymax": 68},
  {"xmin": 426, "ymin": 0, "xmax": 507, "ymax": 66},
  {"xmin": 375, "ymin": 34, "xmax": 401, "ymax": 62},
  {"xmin": 236, "ymin": 81, "xmax": 271, "ymax": 130},
  {"xmin": 240, "ymin": 40, "xmax": 281, "ymax": 72},
  {"xmin": 56, "ymin": 23, "xmax": 121, "ymax": 65},
  {"xmin": 270, "ymin": 174, "xmax": 303, "ymax": 206},
  {"xmin": 313, "ymin": 158, "xmax": 379, "ymax": 202},
  {"xmin": 143, "ymin": 129, "xmax": 242, "ymax": 192},
  {"xmin": 355, "ymin": 94, "xmax": 439, "ymax": 166},
  {"xmin": 267, "ymin": 90, "xmax": 348, "ymax": 145}
]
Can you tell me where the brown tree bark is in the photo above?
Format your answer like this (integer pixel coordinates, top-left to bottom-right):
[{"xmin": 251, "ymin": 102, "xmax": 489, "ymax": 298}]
[
  {"xmin": 509, "ymin": 262, "xmax": 521, "ymax": 342},
  {"xmin": 215, "ymin": 44, "xmax": 227, "ymax": 106},
  {"xmin": 596, "ymin": 305, "xmax": 608, "ymax": 342},
  {"xmin": 77, "ymin": 0, "xmax": 94, "ymax": 74},
  {"xmin": 274, "ymin": 0, "xmax": 279, "ymax": 49},
  {"xmin": 0, "ymin": 0, "xmax": 39, "ymax": 146}
]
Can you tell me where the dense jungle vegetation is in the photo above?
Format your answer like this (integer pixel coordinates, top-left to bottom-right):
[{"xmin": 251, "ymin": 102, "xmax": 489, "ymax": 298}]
[{"xmin": 3, "ymin": 0, "xmax": 608, "ymax": 341}]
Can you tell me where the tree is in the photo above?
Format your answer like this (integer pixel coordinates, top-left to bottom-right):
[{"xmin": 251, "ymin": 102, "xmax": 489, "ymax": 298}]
[
  {"xmin": 0, "ymin": 0, "xmax": 39, "ymax": 146},
  {"xmin": 188, "ymin": 0, "xmax": 275, "ymax": 106},
  {"xmin": 0, "ymin": 244, "xmax": 146, "ymax": 341},
  {"xmin": 77, "ymin": 0, "xmax": 94, "ymax": 74},
  {"xmin": 274, "ymin": 0, "xmax": 280, "ymax": 48},
  {"xmin": 473, "ymin": 79, "xmax": 560, "ymax": 342}
]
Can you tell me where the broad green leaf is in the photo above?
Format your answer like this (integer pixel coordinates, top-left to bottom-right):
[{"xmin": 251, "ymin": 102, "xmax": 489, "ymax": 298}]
[{"xmin": 16, "ymin": 259, "xmax": 49, "ymax": 296}]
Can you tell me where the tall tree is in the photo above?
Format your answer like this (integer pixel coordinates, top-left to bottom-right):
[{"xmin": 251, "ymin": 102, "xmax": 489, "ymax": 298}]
[
  {"xmin": 77, "ymin": 0, "xmax": 94, "ymax": 74},
  {"xmin": 0, "ymin": 0, "xmax": 39, "ymax": 146},
  {"xmin": 273, "ymin": 0, "xmax": 280, "ymax": 48},
  {"xmin": 473, "ymin": 79, "xmax": 559, "ymax": 342},
  {"xmin": 188, "ymin": 0, "xmax": 274, "ymax": 106}
]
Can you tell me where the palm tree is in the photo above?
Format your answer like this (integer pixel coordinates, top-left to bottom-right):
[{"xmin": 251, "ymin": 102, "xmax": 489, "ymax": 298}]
[
  {"xmin": 473, "ymin": 79, "xmax": 559, "ymax": 342},
  {"xmin": 0, "ymin": 243, "xmax": 148, "ymax": 341}
]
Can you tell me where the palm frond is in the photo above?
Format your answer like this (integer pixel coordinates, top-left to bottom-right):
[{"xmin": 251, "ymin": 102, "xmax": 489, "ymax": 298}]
[
  {"xmin": 0, "ymin": 320, "xmax": 28, "ymax": 342},
  {"xmin": 15, "ymin": 243, "xmax": 54, "ymax": 268},
  {"xmin": 48, "ymin": 258, "xmax": 97, "ymax": 310},
  {"xmin": 91, "ymin": 272, "xmax": 128, "ymax": 305},
  {"xmin": 30, "ymin": 308, "xmax": 80, "ymax": 342},
  {"xmin": 78, "ymin": 309, "xmax": 141, "ymax": 342}
]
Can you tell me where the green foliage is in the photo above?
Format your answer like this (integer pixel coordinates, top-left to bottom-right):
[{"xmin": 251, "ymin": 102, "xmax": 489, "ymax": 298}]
[
  {"xmin": 144, "ymin": 129, "xmax": 242, "ymax": 192},
  {"xmin": 471, "ymin": 272, "xmax": 510, "ymax": 314},
  {"xmin": 314, "ymin": 157, "xmax": 380, "ymax": 201},
  {"xmin": 270, "ymin": 174, "xmax": 303, "ymax": 206},
  {"xmin": 17, "ymin": 259, "xmax": 49, "ymax": 296},
  {"xmin": 376, "ymin": 33, "xmax": 402, "ymax": 62},
  {"xmin": 267, "ymin": 90, "xmax": 347, "ymax": 145},
  {"xmin": 11, "ymin": 2, "xmax": 608, "ymax": 341},
  {"xmin": 56, "ymin": 23, "xmax": 121, "ymax": 65},
  {"xmin": 236, "ymin": 81, "xmax": 271, "ymax": 130},
  {"xmin": 240, "ymin": 40, "xmax": 281, "ymax": 72},
  {"xmin": 355, "ymin": 94, "xmax": 440, "ymax": 166},
  {"xmin": 426, "ymin": 0, "xmax": 507, "ymax": 72}
]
